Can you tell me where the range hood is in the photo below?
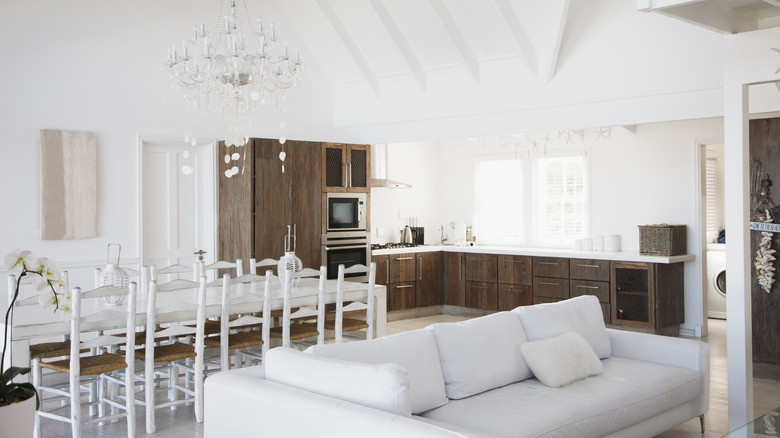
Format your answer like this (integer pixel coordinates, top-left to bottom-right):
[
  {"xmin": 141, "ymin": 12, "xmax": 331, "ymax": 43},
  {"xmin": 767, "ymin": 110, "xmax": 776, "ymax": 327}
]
[{"xmin": 370, "ymin": 144, "xmax": 411, "ymax": 189}]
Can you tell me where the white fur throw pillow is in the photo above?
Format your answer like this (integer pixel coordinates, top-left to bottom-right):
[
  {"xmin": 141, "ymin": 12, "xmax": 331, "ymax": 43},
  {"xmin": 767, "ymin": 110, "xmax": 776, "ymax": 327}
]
[{"xmin": 519, "ymin": 331, "xmax": 604, "ymax": 388}]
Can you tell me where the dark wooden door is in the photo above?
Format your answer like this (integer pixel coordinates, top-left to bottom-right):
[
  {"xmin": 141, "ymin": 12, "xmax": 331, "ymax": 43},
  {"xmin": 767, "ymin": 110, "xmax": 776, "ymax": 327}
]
[
  {"xmin": 416, "ymin": 252, "xmax": 444, "ymax": 307},
  {"xmin": 287, "ymin": 141, "xmax": 322, "ymax": 269},
  {"xmin": 445, "ymin": 252, "xmax": 465, "ymax": 306},
  {"xmin": 498, "ymin": 255, "xmax": 532, "ymax": 285},
  {"xmin": 347, "ymin": 144, "xmax": 370, "ymax": 192},
  {"xmin": 388, "ymin": 282, "xmax": 416, "ymax": 311},
  {"xmin": 373, "ymin": 255, "xmax": 390, "ymax": 286},
  {"xmin": 322, "ymin": 143, "xmax": 346, "ymax": 192},
  {"xmin": 390, "ymin": 253, "xmax": 416, "ymax": 283},
  {"xmin": 465, "ymin": 281, "xmax": 497, "ymax": 310},
  {"xmin": 498, "ymin": 284, "xmax": 532, "ymax": 311},
  {"xmin": 465, "ymin": 254, "xmax": 497, "ymax": 282},
  {"xmin": 253, "ymin": 138, "xmax": 289, "ymax": 265},
  {"xmin": 218, "ymin": 140, "xmax": 255, "ymax": 265}
]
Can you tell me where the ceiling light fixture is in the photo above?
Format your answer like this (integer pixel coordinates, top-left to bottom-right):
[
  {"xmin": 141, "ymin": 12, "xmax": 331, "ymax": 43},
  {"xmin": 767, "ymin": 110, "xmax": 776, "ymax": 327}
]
[{"xmin": 165, "ymin": 0, "xmax": 304, "ymax": 178}]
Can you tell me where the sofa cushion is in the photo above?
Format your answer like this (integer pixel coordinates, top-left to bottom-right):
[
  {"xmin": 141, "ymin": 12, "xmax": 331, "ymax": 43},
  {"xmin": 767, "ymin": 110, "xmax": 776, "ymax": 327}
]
[
  {"xmin": 520, "ymin": 331, "xmax": 603, "ymax": 388},
  {"xmin": 512, "ymin": 295, "xmax": 611, "ymax": 359},
  {"xmin": 264, "ymin": 346, "xmax": 412, "ymax": 417},
  {"xmin": 419, "ymin": 356, "xmax": 703, "ymax": 438},
  {"xmin": 427, "ymin": 311, "xmax": 532, "ymax": 400},
  {"xmin": 305, "ymin": 329, "xmax": 448, "ymax": 414}
]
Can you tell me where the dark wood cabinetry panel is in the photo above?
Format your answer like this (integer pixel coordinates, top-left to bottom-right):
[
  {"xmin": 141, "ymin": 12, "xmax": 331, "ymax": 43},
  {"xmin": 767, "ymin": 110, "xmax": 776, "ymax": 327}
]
[
  {"xmin": 466, "ymin": 281, "xmax": 497, "ymax": 310},
  {"xmin": 388, "ymin": 282, "xmax": 416, "ymax": 311},
  {"xmin": 610, "ymin": 261, "xmax": 683, "ymax": 332},
  {"xmin": 653, "ymin": 262, "xmax": 684, "ymax": 329},
  {"xmin": 445, "ymin": 252, "xmax": 466, "ymax": 306},
  {"xmin": 570, "ymin": 279, "xmax": 610, "ymax": 303},
  {"xmin": 373, "ymin": 255, "xmax": 389, "ymax": 286},
  {"xmin": 498, "ymin": 284, "xmax": 532, "ymax": 311},
  {"xmin": 287, "ymin": 141, "xmax": 323, "ymax": 270},
  {"xmin": 532, "ymin": 257, "xmax": 569, "ymax": 278},
  {"xmin": 390, "ymin": 253, "xmax": 416, "ymax": 283},
  {"xmin": 465, "ymin": 254, "xmax": 497, "ymax": 282},
  {"xmin": 533, "ymin": 276, "xmax": 570, "ymax": 299},
  {"xmin": 416, "ymin": 252, "xmax": 444, "ymax": 307},
  {"xmin": 569, "ymin": 259, "xmax": 610, "ymax": 282},
  {"xmin": 322, "ymin": 143, "xmax": 370, "ymax": 193},
  {"xmin": 218, "ymin": 141, "xmax": 255, "ymax": 265},
  {"xmin": 498, "ymin": 255, "xmax": 532, "ymax": 285}
]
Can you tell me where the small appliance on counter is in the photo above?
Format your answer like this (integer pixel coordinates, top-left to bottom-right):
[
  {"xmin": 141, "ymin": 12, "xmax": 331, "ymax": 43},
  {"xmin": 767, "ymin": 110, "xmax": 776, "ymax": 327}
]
[{"xmin": 410, "ymin": 227, "xmax": 424, "ymax": 245}]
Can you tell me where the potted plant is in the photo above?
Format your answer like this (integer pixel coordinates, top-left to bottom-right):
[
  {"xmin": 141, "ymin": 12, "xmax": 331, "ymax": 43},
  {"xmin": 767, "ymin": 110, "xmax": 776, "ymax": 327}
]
[{"xmin": 1, "ymin": 249, "xmax": 70, "ymax": 435}]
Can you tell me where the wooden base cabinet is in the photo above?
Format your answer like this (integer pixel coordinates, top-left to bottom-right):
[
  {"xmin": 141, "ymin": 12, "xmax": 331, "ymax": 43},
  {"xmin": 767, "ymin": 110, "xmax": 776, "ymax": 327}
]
[
  {"xmin": 388, "ymin": 282, "xmax": 416, "ymax": 312},
  {"xmin": 498, "ymin": 255, "xmax": 532, "ymax": 311},
  {"xmin": 416, "ymin": 252, "xmax": 444, "ymax": 307},
  {"xmin": 569, "ymin": 259, "xmax": 611, "ymax": 324},
  {"xmin": 498, "ymin": 284, "xmax": 532, "ymax": 311},
  {"xmin": 465, "ymin": 281, "xmax": 497, "ymax": 310},
  {"xmin": 610, "ymin": 262, "xmax": 684, "ymax": 333},
  {"xmin": 445, "ymin": 252, "xmax": 466, "ymax": 307}
]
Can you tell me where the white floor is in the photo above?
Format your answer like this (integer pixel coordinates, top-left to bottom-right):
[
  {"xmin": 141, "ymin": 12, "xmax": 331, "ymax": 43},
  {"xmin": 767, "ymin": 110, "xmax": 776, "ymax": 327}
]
[{"xmin": 35, "ymin": 318, "xmax": 779, "ymax": 437}]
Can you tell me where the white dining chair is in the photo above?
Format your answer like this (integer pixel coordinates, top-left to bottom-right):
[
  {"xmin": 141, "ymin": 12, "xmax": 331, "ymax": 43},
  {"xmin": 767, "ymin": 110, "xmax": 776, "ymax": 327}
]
[
  {"xmin": 204, "ymin": 273, "xmax": 270, "ymax": 371},
  {"xmin": 199, "ymin": 259, "xmax": 243, "ymax": 282},
  {"xmin": 269, "ymin": 266, "xmax": 327, "ymax": 349},
  {"xmin": 32, "ymin": 283, "xmax": 138, "ymax": 438},
  {"xmin": 324, "ymin": 262, "xmax": 377, "ymax": 343},
  {"xmin": 134, "ymin": 276, "xmax": 207, "ymax": 434},
  {"xmin": 247, "ymin": 257, "xmax": 278, "ymax": 275}
]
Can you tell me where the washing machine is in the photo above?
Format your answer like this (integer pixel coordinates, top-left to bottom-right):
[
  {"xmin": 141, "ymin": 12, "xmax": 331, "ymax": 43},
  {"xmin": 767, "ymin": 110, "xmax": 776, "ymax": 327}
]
[{"xmin": 706, "ymin": 245, "xmax": 727, "ymax": 319}]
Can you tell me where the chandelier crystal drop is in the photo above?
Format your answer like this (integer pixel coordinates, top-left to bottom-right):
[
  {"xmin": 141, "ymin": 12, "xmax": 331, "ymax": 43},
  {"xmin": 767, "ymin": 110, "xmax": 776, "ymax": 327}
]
[{"xmin": 165, "ymin": 0, "xmax": 304, "ymax": 178}]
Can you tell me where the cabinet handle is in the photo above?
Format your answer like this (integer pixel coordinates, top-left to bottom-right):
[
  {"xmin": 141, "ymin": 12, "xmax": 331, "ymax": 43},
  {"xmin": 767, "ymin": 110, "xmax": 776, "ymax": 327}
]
[
  {"xmin": 471, "ymin": 257, "xmax": 491, "ymax": 261},
  {"xmin": 396, "ymin": 257, "xmax": 414, "ymax": 261},
  {"xmin": 576, "ymin": 285, "xmax": 600, "ymax": 290},
  {"xmin": 396, "ymin": 284, "xmax": 413, "ymax": 289},
  {"xmin": 538, "ymin": 262, "xmax": 560, "ymax": 266},
  {"xmin": 577, "ymin": 264, "xmax": 600, "ymax": 268},
  {"xmin": 470, "ymin": 286, "xmax": 489, "ymax": 290},
  {"xmin": 539, "ymin": 281, "xmax": 561, "ymax": 286},
  {"xmin": 347, "ymin": 162, "xmax": 352, "ymax": 187},
  {"xmin": 385, "ymin": 260, "xmax": 389, "ymax": 285},
  {"xmin": 510, "ymin": 259, "xmax": 525, "ymax": 263},
  {"xmin": 344, "ymin": 163, "xmax": 348, "ymax": 188},
  {"xmin": 459, "ymin": 256, "xmax": 462, "ymax": 279},
  {"xmin": 418, "ymin": 257, "xmax": 423, "ymax": 280}
]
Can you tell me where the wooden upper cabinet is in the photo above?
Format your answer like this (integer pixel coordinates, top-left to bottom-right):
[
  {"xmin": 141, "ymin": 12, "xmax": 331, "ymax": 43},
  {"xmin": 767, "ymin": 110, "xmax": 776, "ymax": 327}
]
[{"xmin": 322, "ymin": 143, "xmax": 370, "ymax": 193}]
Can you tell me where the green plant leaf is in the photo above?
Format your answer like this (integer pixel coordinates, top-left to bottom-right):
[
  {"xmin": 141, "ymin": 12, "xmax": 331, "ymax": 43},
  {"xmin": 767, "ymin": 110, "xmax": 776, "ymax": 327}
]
[{"xmin": 1, "ymin": 366, "xmax": 31, "ymax": 383}]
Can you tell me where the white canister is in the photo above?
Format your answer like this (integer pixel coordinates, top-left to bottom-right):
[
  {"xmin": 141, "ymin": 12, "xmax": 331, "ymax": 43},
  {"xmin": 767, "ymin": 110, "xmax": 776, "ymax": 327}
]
[
  {"xmin": 593, "ymin": 236, "xmax": 604, "ymax": 251},
  {"xmin": 574, "ymin": 239, "xmax": 583, "ymax": 250},
  {"xmin": 604, "ymin": 235, "xmax": 620, "ymax": 252},
  {"xmin": 582, "ymin": 238, "xmax": 593, "ymax": 251}
]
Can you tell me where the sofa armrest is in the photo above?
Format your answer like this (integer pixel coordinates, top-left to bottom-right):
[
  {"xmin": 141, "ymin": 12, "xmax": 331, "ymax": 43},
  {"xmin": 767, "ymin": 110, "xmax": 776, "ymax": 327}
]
[
  {"xmin": 607, "ymin": 328, "xmax": 709, "ymax": 414},
  {"xmin": 204, "ymin": 367, "xmax": 474, "ymax": 438}
]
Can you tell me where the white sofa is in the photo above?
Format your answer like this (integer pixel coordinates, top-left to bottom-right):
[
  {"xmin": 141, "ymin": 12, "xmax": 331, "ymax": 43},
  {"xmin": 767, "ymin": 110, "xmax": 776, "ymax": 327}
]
[{"xmin": 204, "ymin": 296, "xmax": 709, "ymax": 438}]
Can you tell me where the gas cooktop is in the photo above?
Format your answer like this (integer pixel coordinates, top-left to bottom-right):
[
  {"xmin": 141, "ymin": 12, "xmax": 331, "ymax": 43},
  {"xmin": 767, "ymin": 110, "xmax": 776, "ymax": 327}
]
[{"xmin": 371, "ymin": 243, "xmax": 419, "ymax": 250}]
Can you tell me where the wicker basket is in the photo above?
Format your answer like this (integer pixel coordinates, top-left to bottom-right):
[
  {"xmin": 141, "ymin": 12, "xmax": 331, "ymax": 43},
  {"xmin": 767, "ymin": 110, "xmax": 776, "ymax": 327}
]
[{"xmin": 639, "ymin": 224, "xmax": 687, "ymax": 256}]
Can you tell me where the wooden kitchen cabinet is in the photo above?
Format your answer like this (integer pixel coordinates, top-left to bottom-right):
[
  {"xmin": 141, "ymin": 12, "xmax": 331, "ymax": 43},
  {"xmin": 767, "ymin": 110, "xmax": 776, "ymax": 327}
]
[
  {"xmin": 498, "ymin": 284, "xmax": 532, "ymax": 310},
  {"xmin": 498, "ymin": 255, "xmax": 532, "ymax": 285},
  {"xmin": 373, "ymin": 255, "xmax": 389, "ymax": 286},
  {"xmin": 465, "ymin": 281, "xmax": 497, "ymax": 311},
  {"xmin": 322, "ymin": 143, "xmax": 370, "ymax": 193},
  {"xmin": 445, "ymin": 252, "xmax": 466, "ymax": 307},
  {"xmin": 389, "ymin": 253, "xmax": 416, "ymax": 283},
  {"xmin": 388, "ymin": 282, "xmax": 416, "ymax": 312},
  {"xmin": 569, "ymin": 258, "xmax": 611, "ymax": 324},
  {"xmin": 416, "ymin": 252, "xmax": 444, "ymax": 307},
  {"xmin": 611, "ymin": 262, "xmax": 684, "ymax": 333},
  {"xmin": 465, "ymin": 254, "xmax": 498, "ymax": 283},
  {"xmin": 219, "ymin": 138, "xmax": 322, "ymax": 270},
  {"xmin": 532, "ymin": 257, "xmax": 569, "ymax": 278}
]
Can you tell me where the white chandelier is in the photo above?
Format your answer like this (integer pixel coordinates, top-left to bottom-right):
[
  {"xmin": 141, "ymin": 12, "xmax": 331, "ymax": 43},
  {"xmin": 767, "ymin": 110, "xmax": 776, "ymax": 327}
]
[{"xmin": 165, "ymin": 0, "xmax": 304, "ymax": 177}]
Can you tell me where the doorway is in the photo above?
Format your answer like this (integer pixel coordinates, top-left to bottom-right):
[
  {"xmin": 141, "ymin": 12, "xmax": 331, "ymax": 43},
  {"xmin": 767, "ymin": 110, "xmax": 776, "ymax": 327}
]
[
  {"xmin": 138, "ymin": 136, "xmax": 217, "ymax": 273},
  {"xmin": 702, "ymin": 143, "xmax": 727, "ymax": 320}
]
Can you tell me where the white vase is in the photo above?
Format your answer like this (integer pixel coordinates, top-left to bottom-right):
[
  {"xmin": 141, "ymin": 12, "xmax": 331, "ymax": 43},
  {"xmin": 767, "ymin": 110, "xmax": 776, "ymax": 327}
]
[{"xmin": 0, "ymin": 395, "xmax": 35, "ymax": 438}]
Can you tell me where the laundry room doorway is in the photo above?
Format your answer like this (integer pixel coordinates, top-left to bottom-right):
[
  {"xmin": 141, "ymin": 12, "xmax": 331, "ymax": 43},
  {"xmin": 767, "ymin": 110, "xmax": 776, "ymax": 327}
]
[{"xmin": 702, "ymin": 142, "xmax": 727, "ymax": 320}]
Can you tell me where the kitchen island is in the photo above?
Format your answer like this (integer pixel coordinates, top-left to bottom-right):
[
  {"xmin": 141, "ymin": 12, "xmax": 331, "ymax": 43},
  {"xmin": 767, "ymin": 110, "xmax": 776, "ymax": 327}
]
[{"xmin": 372, "ymin": 244, "xmax": 693, "ymax": 335}]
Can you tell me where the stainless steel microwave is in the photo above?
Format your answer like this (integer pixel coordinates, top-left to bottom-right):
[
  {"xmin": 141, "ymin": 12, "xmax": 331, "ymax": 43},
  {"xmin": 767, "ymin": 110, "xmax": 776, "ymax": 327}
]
[{"xmin": 325, "ymin": 192, "xmax": 367, "ymax": 233}]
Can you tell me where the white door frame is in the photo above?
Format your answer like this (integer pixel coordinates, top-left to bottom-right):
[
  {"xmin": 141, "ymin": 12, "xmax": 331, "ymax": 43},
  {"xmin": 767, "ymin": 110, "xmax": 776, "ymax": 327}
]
[{"xmin": 137, "ymin": 135, "xmax": 217, "ymax": 268}]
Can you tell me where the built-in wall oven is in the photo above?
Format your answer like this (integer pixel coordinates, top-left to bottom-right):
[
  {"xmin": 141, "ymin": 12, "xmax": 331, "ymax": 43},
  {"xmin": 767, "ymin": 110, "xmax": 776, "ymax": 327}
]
[
  {"xmin": 325, "ymin": 192, "xmax": 367, "ymax": 233},
  {"xmin": 321, "ymin": 232, "xmax": 370, "ymax": 281}
]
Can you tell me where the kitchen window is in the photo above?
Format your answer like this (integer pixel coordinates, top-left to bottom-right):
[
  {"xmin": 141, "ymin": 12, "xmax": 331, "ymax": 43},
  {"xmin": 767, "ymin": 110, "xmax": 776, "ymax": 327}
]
[{"xmin": 474, "ymin": 152, "xmax": 588, "ymax": 247}]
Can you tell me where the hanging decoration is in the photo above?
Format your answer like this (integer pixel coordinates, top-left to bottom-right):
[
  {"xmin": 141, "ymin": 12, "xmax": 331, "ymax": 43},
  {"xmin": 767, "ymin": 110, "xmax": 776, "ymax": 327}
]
[{"xmin": 750, "ymin": 160, "xmax": 777, "ymax": 293}]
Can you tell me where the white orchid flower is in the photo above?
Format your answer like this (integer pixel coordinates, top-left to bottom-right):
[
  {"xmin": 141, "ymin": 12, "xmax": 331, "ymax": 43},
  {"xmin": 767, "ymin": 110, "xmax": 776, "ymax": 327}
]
[
  {"xmin": 37, "ymin": 287, "xmax": 57, "ymax": 309},
  {"xmin": 4, "ymin": 249, "xmax": 36, "ymax": 270},
  {"xmin": 58, "ymin": 300, "xmax": 73, "ymax": 321}
]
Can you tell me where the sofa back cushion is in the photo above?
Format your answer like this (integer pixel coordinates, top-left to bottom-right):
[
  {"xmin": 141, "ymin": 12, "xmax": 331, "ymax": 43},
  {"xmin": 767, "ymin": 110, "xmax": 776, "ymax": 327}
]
[
  {"xmin": 264, "ymin": 346, "xmax": 412, "ymax": 417},
  {"xmin": 427, "ymin": 311, "xmax": 532, "ymax": 400},
  {"xmin": 520, "ymin": 331, "xmax": 604, "ymax": 387},
  {"xmin": 305, "ymin": 329, "xmax": 448, "ymax": 414},
  {"xmin": 512, "ymin": 295, "xmax": 611, "ymax": 359}
]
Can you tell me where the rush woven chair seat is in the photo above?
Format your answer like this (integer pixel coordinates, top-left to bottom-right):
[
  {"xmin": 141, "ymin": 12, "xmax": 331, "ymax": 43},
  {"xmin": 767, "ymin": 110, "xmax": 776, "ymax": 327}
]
[
  {"xmin": 29, "ymin": 339, "xmax": 78, "ymax": 359},
  {"xmin": 33, "ymin": 283, "xmax": 138, "ymax": 438}
]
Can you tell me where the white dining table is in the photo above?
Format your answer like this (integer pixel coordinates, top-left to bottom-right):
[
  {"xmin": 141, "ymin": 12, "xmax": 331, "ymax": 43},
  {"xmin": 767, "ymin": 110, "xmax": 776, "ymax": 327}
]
[{"xmin": 1, "ymin": 277, "xmax": 387, "ymax": 373}]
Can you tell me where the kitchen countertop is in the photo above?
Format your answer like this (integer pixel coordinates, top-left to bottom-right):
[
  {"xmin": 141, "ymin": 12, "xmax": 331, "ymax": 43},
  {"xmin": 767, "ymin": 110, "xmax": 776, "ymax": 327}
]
[{"xmin": 371, "ymin": 244, "xmax": 694, "ymax": 264}]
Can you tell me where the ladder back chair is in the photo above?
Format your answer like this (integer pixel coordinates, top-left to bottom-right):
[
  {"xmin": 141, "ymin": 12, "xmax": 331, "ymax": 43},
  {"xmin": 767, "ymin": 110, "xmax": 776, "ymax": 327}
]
[
  {"xmin": 270, "ymin": 267, "xmax": 327, "ymax": 349},
  {"xmin": 324, "ymin": 263, "xmax": 377, "ymax": 343}
]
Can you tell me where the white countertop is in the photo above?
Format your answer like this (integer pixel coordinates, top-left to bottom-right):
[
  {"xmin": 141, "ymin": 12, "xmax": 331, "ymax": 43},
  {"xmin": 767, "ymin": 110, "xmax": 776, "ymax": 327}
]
[{"xmin": 371, "ymin": 244, "xmax": 694, "ymax": 264}]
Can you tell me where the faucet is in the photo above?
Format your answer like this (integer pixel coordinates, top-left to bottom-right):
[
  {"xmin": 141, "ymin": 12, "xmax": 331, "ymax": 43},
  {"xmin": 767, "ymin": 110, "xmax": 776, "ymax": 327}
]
[{"xmin": 440, "ymin": 225, "xmax": 448, "ymax": 243}]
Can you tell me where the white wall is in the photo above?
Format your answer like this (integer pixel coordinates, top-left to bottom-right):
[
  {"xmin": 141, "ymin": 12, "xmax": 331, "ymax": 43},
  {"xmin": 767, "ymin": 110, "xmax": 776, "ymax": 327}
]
[{"xmin": 372, "ymin": 117, "xmax": 724, "ymax": 335}]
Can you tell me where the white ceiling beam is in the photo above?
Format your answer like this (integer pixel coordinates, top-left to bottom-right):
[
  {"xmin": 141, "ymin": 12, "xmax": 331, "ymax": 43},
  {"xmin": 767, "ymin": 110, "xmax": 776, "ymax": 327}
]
[
  {"xmin": 493, "ymin": 0, "xmax": 538, "ymax": 78},
  {"xmin": 620, "ymin": 125, "xmax": 638, "ymax": 133},
  {"xmin": 540, "ymin": 0, "xmax": 570, "ymax": 83},
  {"xmin": 260, "ymin": 1, "xmax": 335, "ymax": 106},
  {"xmin": 370, "ymin": 0, "xmax": 427, "ymax": 92},
  {"xmin": 429, "ymin": 0, "xmax": 480, "ymax": 86},
  {"xmin": 761, "ymin": 0, "xmax": 780, "ymax": 8},
  {"xmin": 315, "ymin": 0, "xmax": 381, "ymax": 98}
]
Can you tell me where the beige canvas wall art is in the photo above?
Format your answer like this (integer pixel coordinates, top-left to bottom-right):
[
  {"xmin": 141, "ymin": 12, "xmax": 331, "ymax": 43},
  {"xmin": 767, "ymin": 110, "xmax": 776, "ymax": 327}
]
[{"xmin": 40, "ymin": 129, "xmax": 97, "ymax": 240}]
